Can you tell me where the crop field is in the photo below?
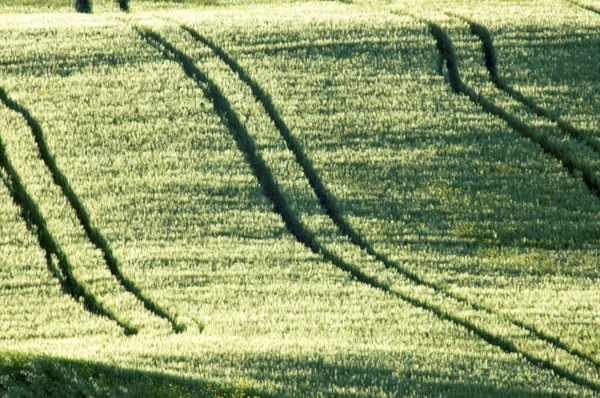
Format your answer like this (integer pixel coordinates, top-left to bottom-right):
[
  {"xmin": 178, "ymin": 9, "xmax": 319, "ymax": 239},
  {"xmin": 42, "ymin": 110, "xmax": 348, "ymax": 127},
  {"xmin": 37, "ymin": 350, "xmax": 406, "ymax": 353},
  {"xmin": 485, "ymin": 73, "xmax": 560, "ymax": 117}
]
[{"xmin": 1, "ymin": 0, "xmax": 600, "ymax": 396}]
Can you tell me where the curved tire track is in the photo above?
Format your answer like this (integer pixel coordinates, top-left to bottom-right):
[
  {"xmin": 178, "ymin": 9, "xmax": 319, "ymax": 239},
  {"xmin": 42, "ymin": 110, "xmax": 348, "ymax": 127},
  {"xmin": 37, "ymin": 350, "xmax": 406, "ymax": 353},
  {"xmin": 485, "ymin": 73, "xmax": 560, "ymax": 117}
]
[
  {"xmin": 448, "ymin": 13, "xmax": 600, "ymax": 370},
  {"xmin": 75, "ymin": 0, "xmax": 91, "ymax": 13},
  {"xmin": 0, "ymin": 88, "xmax": 185, "ymax": 334},
  {"xmin": 456, "ymin": 16, "xmax": 600, "ymax": 153},
  {"xmin": 0, "ymin": 135, "xmax": 137, "ymax": 336},
  {"xmin": 427, "ymin": 21, "xmax": 600, "ymax": 197},
  {"xmin": 181, "ymin": 22, "xmax": 600, "ymax": 373},
  {"xmin": 425, "ymin": 19, "xmax": 600, "ymax": 390},
  {"xmin": 179, "ymin": 24, "xmax": 471, "ymax": 307},
  {"xmin": 433, "ymin": 13, "xmax": 600, "ymax": 370},
  {"xmin": 137, "ymin": 26, "xmax": 600, "ymax": 394},
  {"xmin": 118, "ymin": 0, "xmax": 129, "ymax": 12}
]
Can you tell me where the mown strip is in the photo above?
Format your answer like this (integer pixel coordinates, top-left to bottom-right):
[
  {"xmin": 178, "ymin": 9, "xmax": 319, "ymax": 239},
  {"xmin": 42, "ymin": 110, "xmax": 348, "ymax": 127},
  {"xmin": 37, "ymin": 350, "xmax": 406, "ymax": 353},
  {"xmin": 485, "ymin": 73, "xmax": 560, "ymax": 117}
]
[
  {"xmin": 0, "ymin": 88, "xmax": 185, "ymax": 334},
  {"xmin": 427, "ymin": 22, "xmax": 600, "ymax": 197},
  {"xmin": 0, "ymin": 134, "xmax": 136, "ymax": 336},
  {"xmin": 456, "ymin": 16, "xmax": 600, "ymax": 152},
  {"xmin": 179, "ymin": 22, "xmax": 600, "ymax": 374},
  {"xmin": 137, "ymin": 27, "xmax": 600, "ymax": 394}
]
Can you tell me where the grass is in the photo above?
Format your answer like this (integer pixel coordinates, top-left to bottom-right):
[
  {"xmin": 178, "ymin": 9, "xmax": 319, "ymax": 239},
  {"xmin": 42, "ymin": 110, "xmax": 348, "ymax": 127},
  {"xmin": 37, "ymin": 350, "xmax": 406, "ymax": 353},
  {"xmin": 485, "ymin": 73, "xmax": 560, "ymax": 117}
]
[{"xmin": 1, "ymin": 1, "xmax": 600, "ymax": 396}]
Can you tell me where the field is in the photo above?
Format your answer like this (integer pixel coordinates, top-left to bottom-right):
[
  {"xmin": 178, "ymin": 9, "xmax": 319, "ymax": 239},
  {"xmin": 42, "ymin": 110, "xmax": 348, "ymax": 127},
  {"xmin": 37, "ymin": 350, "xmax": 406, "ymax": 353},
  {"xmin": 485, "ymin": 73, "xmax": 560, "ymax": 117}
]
[{"xmin": 1, "ymin": 0, "xmax": 600, "ymax": 396}]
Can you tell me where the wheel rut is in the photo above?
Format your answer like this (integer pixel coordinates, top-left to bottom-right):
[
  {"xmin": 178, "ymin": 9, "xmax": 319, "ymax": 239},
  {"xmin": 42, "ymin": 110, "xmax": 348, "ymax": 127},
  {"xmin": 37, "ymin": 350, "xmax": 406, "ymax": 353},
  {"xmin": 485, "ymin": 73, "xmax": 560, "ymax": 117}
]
[
  {"xmin": 568, "ymin": 0, "xmax": 600, "ymax": 16},
  {"xmin": 430, "ymin": 12, "xmax": 600, "ymax": 370},
  {"xmin": 0, "ymin": 88, "xmax": 184, "ymax": 334},
  {"xmin": 137, "ymin": 25, "xmax": 600, "ymax": 394},
  {"xmin": 422, "ymin": 18, "xmax": 600, "ymax": 392},
  {"xmin": 181, "ymin": 19, "xmax": 600, "ymax": 377},
  {"xmin": 426, "ymin": 21, "xmax": 600, "ymax": 197},
  {"xmin": 0, "ymin": 135, "xmax": 137, "ymax": 336},
  {"xmin": 455, "ymin": 15, "xmax": 600, "ymax": 153}
]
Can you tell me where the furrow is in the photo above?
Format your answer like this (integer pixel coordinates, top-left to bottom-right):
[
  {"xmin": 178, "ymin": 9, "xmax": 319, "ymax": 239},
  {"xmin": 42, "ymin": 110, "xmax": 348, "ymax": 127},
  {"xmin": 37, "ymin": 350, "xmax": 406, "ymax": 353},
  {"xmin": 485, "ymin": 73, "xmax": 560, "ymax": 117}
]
[
  {"xmin": 137, "ymin": 26, "xmax": 600, "ymax": 394},
  {"xmin": 458, "ymin": 16, "xmax": 600, "ymax": 153},
  {"xmin": 424, "ymin": 19, "xmax": 600, "ymax": 392},
  {"xmin": 180, "ymin": 21, "xmax": 600, "ymax": 375},
  {"xmin": 0, "ymin": 135, "xmax": 136, "ymax": 336},
  {"xmin": 427, "ymin": 22, "xmax": 600, "ymax": 197},
  {"xmin": 0, "ymin": 88, "xmax": 185, "ymax": 334}
]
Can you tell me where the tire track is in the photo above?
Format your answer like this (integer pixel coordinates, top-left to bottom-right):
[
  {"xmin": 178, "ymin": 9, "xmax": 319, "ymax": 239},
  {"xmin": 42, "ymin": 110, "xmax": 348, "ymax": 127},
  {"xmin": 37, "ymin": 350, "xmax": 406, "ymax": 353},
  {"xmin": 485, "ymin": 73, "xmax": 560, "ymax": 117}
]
[
  {"xmin": 179, "ymin": 25, "xmax": 383, "ymax": 269},
  {"xmin": 180, "ymin": 22, "xmax": 600, "ymax": 373},
  {"xmin": 75, "ymin": 0, "xmax": 91, "ymax": 13},
  {"xmin": 424, "ymin": 19, "xmax": 600, "ymax": 388},
  {"xmin": 454, "ymin": 15, "xmax": 600, "ymax": 153},
  {"xmin": 0, "ymin": 88, "xmax": 185, "ymax": 334},
  {"xmin": 426, "ymin": 21, "xmax": 600, "ymax": 197},
  {"xmin": 0, "ymin": 134, "xmax": 136, "ymax": 336},
  {"xmin": 137, "ymin": 27, "xmax": 385, "ymax": 290},
  {"xmin": 179, "ymin": 24, "xmax": 449, "ymax": 296},
  {"xmin": 137, "ymin": 26, "xmax": 600, "ymax": 393},
  {"xmin": 435, "ymin": 14, "xmax": 600, "ymax": 370}
]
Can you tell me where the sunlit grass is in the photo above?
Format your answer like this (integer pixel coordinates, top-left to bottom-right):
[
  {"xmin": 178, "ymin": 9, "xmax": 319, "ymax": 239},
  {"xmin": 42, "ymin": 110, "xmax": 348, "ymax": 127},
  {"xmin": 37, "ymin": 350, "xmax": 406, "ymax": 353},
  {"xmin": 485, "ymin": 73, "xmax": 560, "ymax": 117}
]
[{"xmin": 1, "ymin": 1, "xmax": 600, "ymax": 396}]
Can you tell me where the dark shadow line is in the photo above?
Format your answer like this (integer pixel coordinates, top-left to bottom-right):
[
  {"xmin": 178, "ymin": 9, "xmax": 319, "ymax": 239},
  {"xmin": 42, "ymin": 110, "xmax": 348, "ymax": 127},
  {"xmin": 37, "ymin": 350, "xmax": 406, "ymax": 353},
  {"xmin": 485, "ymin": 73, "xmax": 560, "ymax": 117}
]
[
  {"xmin": 425, "ymin": 19, "xmax": 600, "ymax": 392},
  {"xmin": 179, "ymin": 22, "xmax": 600, "ymax": 377},
  {"xmin": 0, "ymin": 138, "xmax": 136, "ymax": 336},
  {"xmin": 136, "ymin": 26, "xmax": 600, "ymax": 393},
  {"xmin": 568, "ymin": 0, "xmax": 600, "ymax": 16},
  {"xmin": 0, "ymin": 88, "xmax": 185, "ymax": 334},
  {"xmin": 452, "ymin": 14, "xmax": 600, "ymax": 153}
]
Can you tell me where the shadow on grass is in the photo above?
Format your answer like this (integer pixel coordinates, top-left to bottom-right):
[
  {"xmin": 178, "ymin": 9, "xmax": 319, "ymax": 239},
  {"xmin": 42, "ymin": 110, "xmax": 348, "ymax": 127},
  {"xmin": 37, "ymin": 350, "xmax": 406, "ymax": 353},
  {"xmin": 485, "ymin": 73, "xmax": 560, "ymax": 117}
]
[
  {"xmin": 0, "ymin": 350, "xmax": 586, "ymax": 397},
  {"xmin": 0, "ymin": 352, "xmax": 269, "ymax": 398},
  {"xmin": 0, "ymin": 52, "xmax": 153, "ymax": 78}
]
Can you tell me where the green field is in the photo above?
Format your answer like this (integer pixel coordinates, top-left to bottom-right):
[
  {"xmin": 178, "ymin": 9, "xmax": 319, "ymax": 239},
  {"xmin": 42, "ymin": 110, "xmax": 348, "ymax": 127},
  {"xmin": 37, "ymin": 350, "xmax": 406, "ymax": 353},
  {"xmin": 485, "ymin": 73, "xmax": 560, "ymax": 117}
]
[{"xmin": 1, "ymin": 0, "xmax": 600, "ymax": 396}]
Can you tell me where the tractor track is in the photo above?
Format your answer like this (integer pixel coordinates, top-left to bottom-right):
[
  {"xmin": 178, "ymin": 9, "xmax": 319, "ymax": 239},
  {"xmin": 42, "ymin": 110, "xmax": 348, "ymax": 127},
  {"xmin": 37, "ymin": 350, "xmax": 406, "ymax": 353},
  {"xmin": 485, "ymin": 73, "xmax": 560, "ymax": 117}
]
[
  {"xmin": 453, "ymin": 15, "xmax": 600, "ymax": 153},
  {"xmin": 0, "ymin": 134, "xmax": 137, "ymax": 336},
  {"xmin": 137, "ymin": 26, "xmax": 600, "ymax": 394},
  {"xmin": 434, "ymin": 12, "xmax": 600, "ymax": 370},
  {"xmin": 0, "ymin": 88, "xmax": 185, "ymax": 334},
  {"xmin": 421, "ymin": 17, "xmax": 600, "ymax": 389},
  {"xmin": 182, "ymin": 21, "xmax": 600, "ymax": 372},
  {"xmin": 424, "ymin": 20, "xmax": 600, "ymax": 197}
]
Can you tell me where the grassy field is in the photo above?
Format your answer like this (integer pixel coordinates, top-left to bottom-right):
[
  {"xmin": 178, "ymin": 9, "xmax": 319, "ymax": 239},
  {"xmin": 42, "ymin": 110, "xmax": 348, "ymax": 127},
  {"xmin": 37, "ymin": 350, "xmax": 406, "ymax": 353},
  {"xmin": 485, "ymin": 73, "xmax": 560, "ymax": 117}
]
[{"xmin": 1, "ymin": 0, "xmax": 600, "ymax": 396}]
